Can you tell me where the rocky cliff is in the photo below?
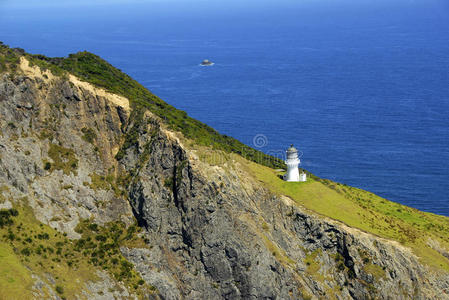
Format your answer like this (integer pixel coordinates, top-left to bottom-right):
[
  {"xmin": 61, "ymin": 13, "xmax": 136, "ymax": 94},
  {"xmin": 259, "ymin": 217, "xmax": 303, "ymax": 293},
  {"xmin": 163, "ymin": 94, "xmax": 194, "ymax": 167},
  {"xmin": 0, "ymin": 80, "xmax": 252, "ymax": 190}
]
[{"xmin": 1, "ymin": 52, "xmax": 449, "ymax": 299}]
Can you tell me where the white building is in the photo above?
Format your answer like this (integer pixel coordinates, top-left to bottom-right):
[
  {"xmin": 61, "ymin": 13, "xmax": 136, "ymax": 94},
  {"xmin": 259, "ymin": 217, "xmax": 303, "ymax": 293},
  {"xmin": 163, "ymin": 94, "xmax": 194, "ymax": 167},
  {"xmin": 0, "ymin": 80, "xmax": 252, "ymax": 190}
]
[{"xmin": 283, "ymin": 144, "xmax": 307, "ymax": 182}]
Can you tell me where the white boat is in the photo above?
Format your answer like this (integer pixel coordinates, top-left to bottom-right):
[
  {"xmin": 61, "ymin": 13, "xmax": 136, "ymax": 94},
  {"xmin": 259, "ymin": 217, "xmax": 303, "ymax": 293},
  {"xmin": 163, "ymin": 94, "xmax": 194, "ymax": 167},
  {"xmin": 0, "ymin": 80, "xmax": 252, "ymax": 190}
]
[{"xmin": 200, "ymin": 59, "xmax": 214, "ymax": 66}]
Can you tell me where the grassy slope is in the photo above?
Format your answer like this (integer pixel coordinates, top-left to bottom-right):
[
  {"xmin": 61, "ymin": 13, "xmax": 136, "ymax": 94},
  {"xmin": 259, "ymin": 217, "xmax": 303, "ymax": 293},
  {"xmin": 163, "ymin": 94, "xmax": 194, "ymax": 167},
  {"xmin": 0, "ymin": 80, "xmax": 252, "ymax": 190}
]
[
  {"xmin": 0, "ymin": 244, "xmax": 35, "ymax": 299},
  {"xmin": 242, "ymin": 158, "xmax": 449, "ymax": 272},
  {"xmin": 0, "ymin": 199, "xmax": 154, "ymax": 298},
  {"xmin": 0, "ymin": 202, "xmax": 96, "ymax": 299}
]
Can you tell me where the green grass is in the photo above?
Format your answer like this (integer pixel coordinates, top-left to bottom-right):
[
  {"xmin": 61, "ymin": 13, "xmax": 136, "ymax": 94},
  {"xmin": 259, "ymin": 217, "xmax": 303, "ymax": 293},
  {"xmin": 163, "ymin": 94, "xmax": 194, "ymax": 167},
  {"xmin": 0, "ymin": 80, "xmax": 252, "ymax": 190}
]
[
  {"xmin": 261, "ymin": 234, "xmax": 295, "ymax": 267},
  {"xmin": 0, "ymin": 243, "xmax": 35, "ymax": 299},
  {"xmin": 0, "ymin": 43, "xmax": 21, "ymax": 73},
  {"xmin": 0, "ymin": 202, "xmax": 154, "ymax": 298},
  {"xmin": 45, "ymin": 143, "xmax": 79, "ymax": 175},
  {"xmin": 195, "ymin": 146, "xmax": 232, "ymax": 166},
  {"xmin": 88, "ymin": 173, "xmax": 124, "ymax": 197},
  {"xmin": 89, "ymin": 173, "xmax": 112, "ymax": 190},
  {"xmin": 363, "ymin": 263, "xmax": 386, "ymax": 281},
  {"xmin": 304, "ymin": 249, "xmax": 326, "ymax": 282},
  {"xmin": 244, "ymin": 159, "xmax": 449, "ymax": 272},
  {"xmin": 81, "ymin": 127, "xmax": 97, "ymax": 144},
  {"xmin": 0, "ymin": 204, "xmax": 98, "ymax": 298},
  {"xmin": 304, "ymin": 249, "xmax": 321, "ymax": 273},
  {"xmin": 74, "ymin": 220, "xmax": 155, "ymax": 296}
]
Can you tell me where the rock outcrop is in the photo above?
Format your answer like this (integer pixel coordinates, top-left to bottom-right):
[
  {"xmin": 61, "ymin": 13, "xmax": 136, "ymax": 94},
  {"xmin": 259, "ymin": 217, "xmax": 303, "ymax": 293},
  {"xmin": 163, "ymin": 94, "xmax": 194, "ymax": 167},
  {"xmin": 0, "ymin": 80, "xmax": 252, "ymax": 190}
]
[{"xmin": 0, "ymin": 58, "xmax": 448, "ymax": 299}]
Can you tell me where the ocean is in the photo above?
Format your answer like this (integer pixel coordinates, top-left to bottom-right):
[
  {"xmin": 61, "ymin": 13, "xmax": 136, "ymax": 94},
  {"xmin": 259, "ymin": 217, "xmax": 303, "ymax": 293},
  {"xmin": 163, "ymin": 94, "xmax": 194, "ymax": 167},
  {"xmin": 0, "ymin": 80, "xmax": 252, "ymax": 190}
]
[{"xmin": 1, "ymin": 0, "xmax": 448, "ymax": 216}]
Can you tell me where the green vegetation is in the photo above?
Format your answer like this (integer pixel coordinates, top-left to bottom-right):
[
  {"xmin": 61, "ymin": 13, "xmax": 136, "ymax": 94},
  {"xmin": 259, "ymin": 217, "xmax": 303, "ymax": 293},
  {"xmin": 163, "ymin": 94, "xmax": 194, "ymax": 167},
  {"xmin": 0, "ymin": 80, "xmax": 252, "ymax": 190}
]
[
  {"xmin": 0, "ymin": 242, "xmax": 35, "ymax": 299},
  {"xmin": 299, "ymin": 290, "xmax": 313, "ymax": 300},
  {"xmin": 175, "ymin": 160, "xmax": 188, "ymax": 185},
  {"xmin": 261, "ymin": 221, "xmax": 269, "ymax": 232},
  {"xmin": 81, "ymin": 127, "xmax": 97, "ymax": 144},
  {"xmin": 195, "ymin": 146, "xmax": 232, "ymax": 166},
  {"xmin": 89, "ymin": 173, "xmax": 113, "ymax": 191},
  {"xmin": 0, "ymin": 43, "xmax": 21, "ymax": 73},
  {"xmin": 88, "ymin": 173, "xmax": 124, "ymax": 197},
  {"xmin": 0, "ymin": 203, "xmax": 154, "ymax": 298},
  {"xmin": 0, "ymin": 209, "xmax": 18, "ymax": 228},
  {"xmin": 55, "ymin": 285, "xmax": 64, "ymax": 295},
  {"xmin": 74, "ymin": 219, "xmax": 155, "ymax": 296},
  {"xmin": 0, "ymin": 186, "xmax": 8, "ymax": 203},
  {"xmin": 0, "ymin": 204, "xmax": 97, "ymax": 298},
  {"xmin": 304, "ymin": 249, "xmax": 326, "ymax": 282},
  {"xmin": 304, "ymin": 249, "xmax": 321, "ymax": 275},
  {"xmin": 244, "ymin": 159, "xmax": 449, "ymax": 272},
  {"xmin": 114, "ymin": 109, "xmax": 146, "ymax": 161},
  {"xmin": 333, "ymin": 252, "xmax": 346, "ymax": 272},
  {"xmin": 44, "ymin": 143, "xmax": 78, "ymax": 175},
  {"xmin": 363, "ymin": 263, "xmax": 386, "ymax": 281},
  {"xmin": 261, "ymin": 234, "xmax": 295, "ymax": 267},
  {"xmin": 164, "ymin": 177, "xmax": 174, "ymax": 188},
  {"xmin": 357, "ymin": 249, "xmax": 386, "ymax": 281}
]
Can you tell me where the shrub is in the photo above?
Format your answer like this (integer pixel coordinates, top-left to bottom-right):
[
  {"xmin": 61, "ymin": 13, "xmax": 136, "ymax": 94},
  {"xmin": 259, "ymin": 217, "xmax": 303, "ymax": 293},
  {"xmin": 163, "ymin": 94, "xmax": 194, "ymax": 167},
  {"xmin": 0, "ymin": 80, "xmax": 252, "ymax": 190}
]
[
  {"xmin": 95, "ymin": 234, "xmax": 106, "ymax": 242},
  {"xmin": 6, "ymin": 232, "xmax": 15, "ymax": 240},
  {"xmin": 43, "ymin": 161, "xmax": 51, "ymax": 171},
  {"xmin": 47, "ymin": 143, "xmax": 78, "ymax": 175},
  {"xmin": 89, "ymin": 173, "xmax": 110, "ymax": 190},
  {"xmin": 37, "ymin": 232, "xmax": 50, "ymax": 240},
  {"xmin": 21, "ymin": 247, "xmax": 31, "ymax": 256},
  {"xmin": 125, "ymin": 225, "xmax": 136, "ymax": 240},
  {"xmin": 55, "ymin": 285, "xmax": 64, "ymax": 295},
  {"xmin": 0, "ymin": 209, "xmax": 18, "ymax": 228},
  {"xmin": 164, "ymin": 177, "xmax": 173, "ymax": 188},
  {"xmin": 88, "ymin": 223, "xmax": 98, "ymax": 231},
  {"xmin": 81, "ymin": 127, "xmax": 96, "ymax": 144}
]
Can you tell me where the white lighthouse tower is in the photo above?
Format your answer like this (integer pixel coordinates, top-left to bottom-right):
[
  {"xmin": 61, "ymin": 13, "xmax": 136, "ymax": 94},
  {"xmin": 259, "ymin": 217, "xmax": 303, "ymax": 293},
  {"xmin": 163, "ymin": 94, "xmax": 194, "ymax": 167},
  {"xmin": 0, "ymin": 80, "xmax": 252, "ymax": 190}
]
[{"xmin": 284, "ymin": 144, "xmax": 307, "ymax": 182}]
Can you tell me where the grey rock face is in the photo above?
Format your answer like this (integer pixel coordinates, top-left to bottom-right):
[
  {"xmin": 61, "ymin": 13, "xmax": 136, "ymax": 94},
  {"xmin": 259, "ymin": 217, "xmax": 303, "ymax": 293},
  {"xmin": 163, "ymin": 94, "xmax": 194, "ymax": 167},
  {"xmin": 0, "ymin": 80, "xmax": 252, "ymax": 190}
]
[
  {"xmin": 0, "ymin": 73, "xmax": 137, "ymax": 296},
  {"xmin": 1, "ymin": 68, "xmax": 448, "ymax": 300},
  {"xmin": 120, "ymin": 114, "xmax": 449, "ymax": 299}
]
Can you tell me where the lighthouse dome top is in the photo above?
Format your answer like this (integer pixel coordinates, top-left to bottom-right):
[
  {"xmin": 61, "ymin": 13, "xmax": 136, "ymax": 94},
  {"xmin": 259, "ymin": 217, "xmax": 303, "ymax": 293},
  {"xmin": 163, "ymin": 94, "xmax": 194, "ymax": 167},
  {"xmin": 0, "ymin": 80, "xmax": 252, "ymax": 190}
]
[{"xmin": 287, "ymin": 144, "xmax": 297, "ymax": 153}]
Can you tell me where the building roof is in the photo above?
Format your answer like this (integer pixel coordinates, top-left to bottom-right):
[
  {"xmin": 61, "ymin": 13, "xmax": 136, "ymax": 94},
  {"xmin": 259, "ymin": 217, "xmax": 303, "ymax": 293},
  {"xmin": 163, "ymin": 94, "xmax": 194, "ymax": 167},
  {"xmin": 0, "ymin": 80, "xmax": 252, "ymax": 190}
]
[{"xmin": 287, "ymin": 144, "xmax": 297, "ymax": 153}]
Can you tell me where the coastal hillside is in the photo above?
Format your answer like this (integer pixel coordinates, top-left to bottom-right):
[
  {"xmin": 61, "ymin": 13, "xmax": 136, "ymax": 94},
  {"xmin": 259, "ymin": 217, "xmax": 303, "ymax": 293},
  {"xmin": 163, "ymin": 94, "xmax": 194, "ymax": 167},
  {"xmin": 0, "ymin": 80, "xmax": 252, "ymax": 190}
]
[{"xmin": 1, "ymin": 44, "xmax": 449, "ymax": 299}]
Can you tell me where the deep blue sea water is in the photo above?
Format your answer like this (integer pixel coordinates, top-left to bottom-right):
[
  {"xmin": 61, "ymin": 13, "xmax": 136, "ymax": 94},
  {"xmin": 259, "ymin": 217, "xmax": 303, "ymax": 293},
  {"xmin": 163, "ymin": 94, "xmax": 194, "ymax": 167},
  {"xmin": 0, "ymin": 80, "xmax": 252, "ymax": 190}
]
[{"xmin": 1, "ymin": 0, "xmax": 449, "ymax": 216}]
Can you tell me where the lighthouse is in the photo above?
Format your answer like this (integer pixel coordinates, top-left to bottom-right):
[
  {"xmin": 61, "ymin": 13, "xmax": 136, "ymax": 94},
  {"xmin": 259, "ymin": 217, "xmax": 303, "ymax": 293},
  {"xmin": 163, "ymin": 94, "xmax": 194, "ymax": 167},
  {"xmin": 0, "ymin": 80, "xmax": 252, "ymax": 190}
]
[{"xmin": 283, "ymin": 144, "xmax": 307, "ymax": 182}]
